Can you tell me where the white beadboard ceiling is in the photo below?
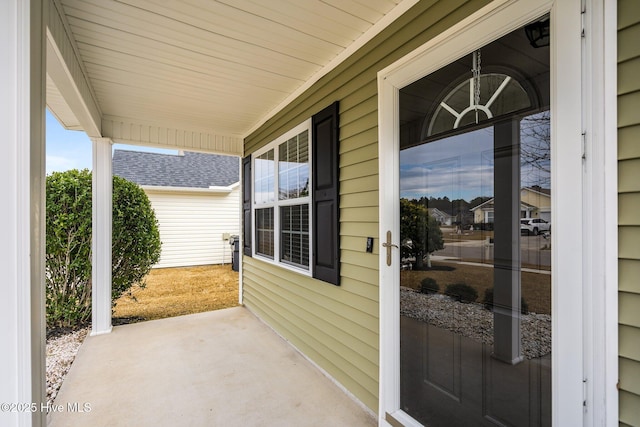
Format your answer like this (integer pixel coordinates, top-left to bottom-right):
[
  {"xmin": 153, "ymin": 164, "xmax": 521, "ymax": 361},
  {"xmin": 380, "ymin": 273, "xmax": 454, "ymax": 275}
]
[{"xmin": 46, "ymin": 0, "xmax": 413, "ymax": 150}]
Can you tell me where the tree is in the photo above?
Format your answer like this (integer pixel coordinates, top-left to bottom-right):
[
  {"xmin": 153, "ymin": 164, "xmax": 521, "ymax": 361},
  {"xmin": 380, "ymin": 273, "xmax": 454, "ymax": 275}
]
[
  {"xmin": 520, "ymin": 111, "xmax": 551, "ymax": 187},
  {"xmin": 46, "ymin": 170, "xmax": 161, "ymax": 328},
  {"xmin": 400, "ymin": 198, "xmax": 445, "ymax": 269}
]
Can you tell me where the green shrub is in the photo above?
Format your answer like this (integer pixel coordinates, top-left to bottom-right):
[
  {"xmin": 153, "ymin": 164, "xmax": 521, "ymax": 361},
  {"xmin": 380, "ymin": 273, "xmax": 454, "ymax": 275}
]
[
  {"xmin": 444, "ymin": 283, "xmax": 478, "ymax": 303},
  {"xmin": 483, "ymin": 288, "xmax": 494, "ymax": 311},
  {"xmin": 46, "ymin": 170, "xmax": 161, "ymax": 328},
  {"xmin": 482, "ymin": 288, "xmax": 529, "ymax": 314},
  {"xmin": 46, "ymin": 170, "xmax": 93, "ymax": 328},
  {"xmin": 111, "ymin": 175, "xmax": 162, "ymax": 301},
  {"xmin": 420, "ymin": 277, "xmax": 439, "ymax": 294}
]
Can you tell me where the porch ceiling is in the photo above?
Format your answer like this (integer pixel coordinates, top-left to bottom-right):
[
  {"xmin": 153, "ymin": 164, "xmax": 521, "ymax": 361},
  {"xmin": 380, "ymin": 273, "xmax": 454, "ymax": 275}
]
[{"xmin": 46, "ymin": 0, "xmax": 414, "ymax": 155}]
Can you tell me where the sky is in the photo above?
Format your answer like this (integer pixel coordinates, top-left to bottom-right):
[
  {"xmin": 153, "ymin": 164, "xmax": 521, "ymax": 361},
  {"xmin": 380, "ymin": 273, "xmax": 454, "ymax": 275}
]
[
  {"xmin": 399, "ymin": 113, "xmax": 551, "ymax": 202},
  {"xmin": 46, "ymin": 110, "xmax": 177, "ymax": 174},
  {"xmin": 400, "ymin": 127, "xmax": 495, "ymax": 201}
]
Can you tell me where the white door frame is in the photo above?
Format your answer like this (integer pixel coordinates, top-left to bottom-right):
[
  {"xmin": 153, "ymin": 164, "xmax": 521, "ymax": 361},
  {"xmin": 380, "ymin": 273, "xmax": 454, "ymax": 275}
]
[{"xmin": 377, "ymin": 0, "xmax": 591, "ymax": 425}]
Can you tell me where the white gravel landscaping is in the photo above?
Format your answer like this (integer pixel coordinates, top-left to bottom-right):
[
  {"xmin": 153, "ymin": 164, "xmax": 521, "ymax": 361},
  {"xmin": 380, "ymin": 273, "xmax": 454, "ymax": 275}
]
[
  {"xmin": 46, "ymin": 327, "xmax": 89, "ymax": 406},
  {"xmin": 400, "ymin": 287, "xmax": 551, "ymax": 359}
]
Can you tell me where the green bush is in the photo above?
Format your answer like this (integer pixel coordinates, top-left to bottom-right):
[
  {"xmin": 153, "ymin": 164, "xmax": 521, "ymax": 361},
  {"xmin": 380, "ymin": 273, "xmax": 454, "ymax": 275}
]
[
  {"xmin": 482, "ymin": 288, "xmax": 529, "ymax": 314},
  {"xmin": 46, "ymin": 170, "xmax": 93, "ymax": 328},
  {"xmin": 444, "ymin": 283, "xmax": 478, "ymax": 303},
  {"xmin": 420, "ymin": 277, "xmax": 439, "ymax": 294},
  {"xmin": 111, "ymin": 175, "xmax": 162, "ymax": 301},
  {"xmin": 46, "ymin": 170, "xmax": 161, "ymax": 328},
  {"xmin": 483, "ymin": 288, "xmax": 494, "ymax": 311}
]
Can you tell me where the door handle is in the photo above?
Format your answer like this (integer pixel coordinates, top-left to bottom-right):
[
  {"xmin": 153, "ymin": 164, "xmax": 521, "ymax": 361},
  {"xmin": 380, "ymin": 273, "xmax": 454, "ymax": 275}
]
[{"xmin": 382, "ymin": 230, "xmax": 398, "ymax": 266}]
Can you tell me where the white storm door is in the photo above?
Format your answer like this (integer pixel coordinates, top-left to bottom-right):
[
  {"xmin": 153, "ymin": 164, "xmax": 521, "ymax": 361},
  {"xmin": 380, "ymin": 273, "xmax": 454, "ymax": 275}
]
[{"xmin": 378, "ymin": 0, "xmax": 584, "ymax": 426}]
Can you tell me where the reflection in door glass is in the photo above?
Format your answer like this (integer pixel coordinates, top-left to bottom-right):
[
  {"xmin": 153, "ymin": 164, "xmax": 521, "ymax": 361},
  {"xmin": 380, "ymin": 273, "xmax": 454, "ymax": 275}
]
[{"xmin": 398, "ymin": 18, "xmax": 550, "ymax": 427}]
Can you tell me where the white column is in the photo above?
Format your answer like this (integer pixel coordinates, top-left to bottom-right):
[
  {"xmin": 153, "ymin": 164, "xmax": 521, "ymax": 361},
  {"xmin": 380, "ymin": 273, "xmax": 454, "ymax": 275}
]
[
  {"xmin": 91, "ymin": 138, "xmax": 113, "ymax": 335},
  {"xmin": 238, "ymin": 156, "xmax": 244, "ymax": 305},
  {"xmin": 0, "ymin": 0, "xmax": 46, "ymax": 426}
]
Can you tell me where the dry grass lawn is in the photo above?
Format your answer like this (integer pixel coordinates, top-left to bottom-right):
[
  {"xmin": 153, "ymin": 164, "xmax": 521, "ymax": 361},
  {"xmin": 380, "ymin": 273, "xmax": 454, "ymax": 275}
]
[
  {"xmin": 441, "ymin": 226, "xmax": 494, "ymax": 242},
  {"xmin": 113, "ymin": 264, "xmax": 239, "ymax": 323},
  {"xmin": 401, "ymin": 260, "xmax": 551, "ymax": 314}
]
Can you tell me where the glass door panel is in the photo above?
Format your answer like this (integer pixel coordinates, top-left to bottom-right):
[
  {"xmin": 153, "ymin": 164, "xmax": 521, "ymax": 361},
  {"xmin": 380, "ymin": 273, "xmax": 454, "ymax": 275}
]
[{"xmin": 398, "ymin": 18, "xmax": 551, "ymax": 427}]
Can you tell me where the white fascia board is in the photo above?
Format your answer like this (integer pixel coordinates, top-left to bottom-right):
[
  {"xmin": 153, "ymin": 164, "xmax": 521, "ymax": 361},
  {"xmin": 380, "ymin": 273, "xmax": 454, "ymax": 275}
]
[
  {"xmin": 102, "ymin": 115, "xmax": 244, "ymax": 157},
  {"xmin": 212, "ymin": 182, "xmax": 240, "ymax": 190},
  {"xmin": 243, "ymin": 0, "xmax": 420, "ymax": 139},
  {"xmin": 46, "ymin": 0, "xmax": 101, "ymax": 137}
]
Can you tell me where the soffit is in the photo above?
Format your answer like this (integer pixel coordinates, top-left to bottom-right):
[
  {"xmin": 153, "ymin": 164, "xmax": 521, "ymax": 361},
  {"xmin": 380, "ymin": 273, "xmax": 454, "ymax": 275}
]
[
  {"xmin": 52, "ymin": 0, "xmax": 409, "ymax": 142},
  {"xmin": 46, "ymin": 74, "xmax": 83, "ymax": 131}
]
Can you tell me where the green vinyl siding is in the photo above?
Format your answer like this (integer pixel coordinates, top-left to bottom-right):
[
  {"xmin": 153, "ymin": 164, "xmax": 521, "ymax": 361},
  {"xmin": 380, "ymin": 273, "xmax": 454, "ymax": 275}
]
[
  {"xmin": 621, "ymin": 391, "xmax": 640, "ymax": 427},
  {"xmin": 619, "ymin": 0, "xmax": 640, "ymax": 424},
  {"xmin": 619, "ymin": 125, "xmax": 640, "ymax": 159},
  {"xmin": 619, "ymin": 193, "xmax": 640, "ymax": 226},
  {"xmin": 620, "ymin": 259, "xmax": 640, "ymax": 294},
  {"xmin": 243, "ymin": 0, "xmax": 489, "ymax": 412}
]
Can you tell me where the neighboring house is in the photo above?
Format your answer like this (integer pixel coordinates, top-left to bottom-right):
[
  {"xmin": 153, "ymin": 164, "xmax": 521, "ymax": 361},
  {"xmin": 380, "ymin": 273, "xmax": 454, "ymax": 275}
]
[
  {"xmin": 470, "ymin": 187, "xmax": 550, "ymax": 223},
  {"xmin": 520, "ymin": 186, "xmax": 552, "ymax": 221},
  {"xmin": 4, "ymin": 1, "xmax": 638, "ymax": 426},
  {"xmin": 427, "ymin": 208, "xmax": 454, "ymax": 226},
  {"xmin": 112, "ymin": 150, "xmax": 239, "ymax": 268}
]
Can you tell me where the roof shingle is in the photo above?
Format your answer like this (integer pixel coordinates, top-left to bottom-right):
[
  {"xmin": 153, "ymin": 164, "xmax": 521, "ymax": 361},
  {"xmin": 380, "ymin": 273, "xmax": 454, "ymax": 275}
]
[{"xmin": 112, "ymin": 150, "xmax": 239, "ymax": 189}]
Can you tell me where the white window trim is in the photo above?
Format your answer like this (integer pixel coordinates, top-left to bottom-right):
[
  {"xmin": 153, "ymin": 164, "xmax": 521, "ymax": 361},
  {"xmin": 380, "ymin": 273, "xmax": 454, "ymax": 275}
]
[
  {"xmin": 376, "ymin": 0, "xmax": 606, "ymax": 426},
  {"xmin": 251, "ymin": 119, "xmax": 313, "ymax": 276},
  {"xmin": 583, "ymin": 0, "xmax": 619, "ymax": 423}
]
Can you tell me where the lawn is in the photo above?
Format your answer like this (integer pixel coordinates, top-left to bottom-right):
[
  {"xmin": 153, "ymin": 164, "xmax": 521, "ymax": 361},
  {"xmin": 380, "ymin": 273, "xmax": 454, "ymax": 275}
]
[
  {"xmin": 401, "ymin": 260, "xmax": 551, "ymax": 315},
  {"xmin": 440, "ymin": 226, "xmax": 494, "ymax": 242},
  {"xmin": 113, "ymin": 264, "xmax": 239, "ymax": 323}
]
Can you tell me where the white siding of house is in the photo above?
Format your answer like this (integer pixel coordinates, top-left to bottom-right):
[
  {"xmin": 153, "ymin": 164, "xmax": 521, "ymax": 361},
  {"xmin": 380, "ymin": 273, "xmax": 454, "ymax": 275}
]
[{"xmin": 145, "ymin": 186, "xmax": 240, "ymax": 268}]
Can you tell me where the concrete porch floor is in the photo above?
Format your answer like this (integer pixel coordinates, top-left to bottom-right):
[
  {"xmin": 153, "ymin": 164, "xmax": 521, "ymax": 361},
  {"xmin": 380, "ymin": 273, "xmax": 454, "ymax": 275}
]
[{"xmin": 48, "ymin": 307, "xmax": 376, "ymax": 427}]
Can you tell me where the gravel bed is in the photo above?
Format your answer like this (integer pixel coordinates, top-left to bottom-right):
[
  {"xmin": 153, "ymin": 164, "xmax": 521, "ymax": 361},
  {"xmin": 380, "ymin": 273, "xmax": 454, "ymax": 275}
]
[
  {"xmin": 400, "ymin": 287, "xmax": 551, "ymax": 359},
  {"xmin": 46, "ymin": 327, "xmax": 90, "ymax": 406}
]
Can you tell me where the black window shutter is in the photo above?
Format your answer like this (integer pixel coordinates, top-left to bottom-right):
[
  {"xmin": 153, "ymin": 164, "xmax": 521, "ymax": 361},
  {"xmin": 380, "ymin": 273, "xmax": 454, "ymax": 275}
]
[
  {"xmin": 242, "ymin": 156, "xmax": 252, "ymax": 257},
  {"xmin": 312, "ymin": 102, "xmax": 340, "ymax": 285}
]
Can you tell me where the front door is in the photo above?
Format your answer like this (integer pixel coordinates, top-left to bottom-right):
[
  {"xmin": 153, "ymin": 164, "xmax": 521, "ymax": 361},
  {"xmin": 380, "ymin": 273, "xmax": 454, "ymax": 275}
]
[
  {"xmin": 379, "ymin": 1, "xmax": 584, "ymax": 426},
  {"xmin": 397, "ymin": 23, "xmax": 551, "ymax": 422}
]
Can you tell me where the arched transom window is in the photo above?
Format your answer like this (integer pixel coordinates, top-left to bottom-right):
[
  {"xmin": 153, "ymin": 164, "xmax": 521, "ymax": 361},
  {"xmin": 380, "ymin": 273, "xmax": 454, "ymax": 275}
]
[{"xmin": 425, "ymin": 51, "xmax": 534, "ymax": 139}]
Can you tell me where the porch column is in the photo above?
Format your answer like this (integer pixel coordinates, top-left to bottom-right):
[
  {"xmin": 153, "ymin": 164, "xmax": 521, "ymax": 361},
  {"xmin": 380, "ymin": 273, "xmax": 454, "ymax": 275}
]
[
  {"xmin": 492, "ymin": 119, "xmax": 523, "ymax": 364},
  {"xmin": 91, "ymin": 138, "xmax": 113, "ymax": 335},
  {"xmin": 0, "ymin": 0, "xmax": 47, "ymax": 426}
]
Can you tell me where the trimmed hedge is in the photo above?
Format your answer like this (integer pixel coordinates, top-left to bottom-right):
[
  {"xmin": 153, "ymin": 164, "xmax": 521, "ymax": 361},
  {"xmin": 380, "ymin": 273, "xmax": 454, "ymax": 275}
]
[
  {"xmin": 46, "ymin": 170, "xmax": 161, "ymax": 328},
  {"xmin": 420, "ymin": 277, "xmax": 439, "ymax": 294},
  {"xmin": 444, "ymin": 283, "xmax": 478, "ymax": 303}
]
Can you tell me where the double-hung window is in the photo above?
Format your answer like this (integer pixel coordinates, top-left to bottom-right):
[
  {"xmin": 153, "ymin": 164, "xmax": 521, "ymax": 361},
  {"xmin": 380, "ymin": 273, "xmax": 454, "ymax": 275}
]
[
  {"xmin": 252, "ymin": 120, "xmax": 312, "ymax": 273},
  {"xmin": 244, "ymin": 102, "xmax": 339, "ymax": 285}
]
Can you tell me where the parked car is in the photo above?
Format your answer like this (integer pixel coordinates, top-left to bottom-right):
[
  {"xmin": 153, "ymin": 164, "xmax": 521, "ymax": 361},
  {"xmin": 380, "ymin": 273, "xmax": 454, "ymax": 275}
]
[{"xmin": 520, "ymin": 218, "xmax": 551, "ymax": 235}]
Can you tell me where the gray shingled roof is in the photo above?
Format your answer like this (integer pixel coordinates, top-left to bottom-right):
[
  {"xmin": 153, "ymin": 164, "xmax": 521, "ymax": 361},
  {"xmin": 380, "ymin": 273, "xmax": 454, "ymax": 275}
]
[{"xmin": 112, "ymin": 150, "xmax": 239, "ymax": 189}]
